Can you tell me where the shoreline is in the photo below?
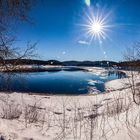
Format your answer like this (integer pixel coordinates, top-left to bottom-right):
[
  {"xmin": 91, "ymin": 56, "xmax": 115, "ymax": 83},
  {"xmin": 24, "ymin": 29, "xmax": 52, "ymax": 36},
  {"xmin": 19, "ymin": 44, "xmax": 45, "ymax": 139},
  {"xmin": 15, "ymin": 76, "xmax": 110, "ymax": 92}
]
[
  {"xmin": 0, "ymin": 69, "xmax": 140, "ymax": 140},
  {"xmin": 0, "ymin": 72, "xmax": 130, "ymax": 96},
  {"xmin": 0, "ymin": 66, "xmax": 127, "ymax": 96}
]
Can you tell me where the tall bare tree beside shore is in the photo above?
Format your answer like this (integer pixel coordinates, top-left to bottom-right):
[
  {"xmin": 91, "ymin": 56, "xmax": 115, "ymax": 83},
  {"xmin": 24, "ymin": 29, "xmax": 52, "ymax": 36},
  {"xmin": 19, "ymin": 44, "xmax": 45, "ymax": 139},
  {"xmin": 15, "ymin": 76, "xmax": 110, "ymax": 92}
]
[
  {"xmin": 0, "ymin": 0, "xmax": 39, "ymax": 92},
  {"xmin": 0, "ymin": 0, "xmax": 39, "ymax": 71},
  {"xmin": 124, "ymin": 42, "xmax": 140, "ymax": 105}
]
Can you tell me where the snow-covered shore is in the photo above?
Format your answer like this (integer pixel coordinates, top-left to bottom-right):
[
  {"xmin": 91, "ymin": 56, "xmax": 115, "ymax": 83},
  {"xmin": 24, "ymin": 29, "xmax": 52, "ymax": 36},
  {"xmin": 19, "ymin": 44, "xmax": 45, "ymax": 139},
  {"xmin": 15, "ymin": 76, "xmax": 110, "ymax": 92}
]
[
  {"xmin": 0, "ymin": 67, "xmax": 140, "ymax": 140},
  {"xmin": 0, "ymin": 89, "xmax": 139, "ymax": 140}
]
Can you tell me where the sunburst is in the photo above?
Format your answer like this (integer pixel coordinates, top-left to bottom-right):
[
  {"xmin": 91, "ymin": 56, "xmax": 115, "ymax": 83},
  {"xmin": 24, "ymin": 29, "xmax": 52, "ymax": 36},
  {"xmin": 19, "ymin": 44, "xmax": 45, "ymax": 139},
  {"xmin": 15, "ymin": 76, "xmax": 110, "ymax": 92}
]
[{"xmin": 80, "ymin": 9, "xmax": 112, "ymax": 44}]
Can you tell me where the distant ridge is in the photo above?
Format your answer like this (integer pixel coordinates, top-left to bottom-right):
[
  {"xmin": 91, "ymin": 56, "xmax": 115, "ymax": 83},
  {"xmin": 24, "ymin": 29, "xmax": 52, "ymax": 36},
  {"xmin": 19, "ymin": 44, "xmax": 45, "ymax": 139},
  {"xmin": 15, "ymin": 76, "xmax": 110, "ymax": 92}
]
[
  {"xmin": 0, "ymin": 59, "xmax": 119, "ymax": 67},
  {"xmin": 63, "ymin": 60, "xmax": 118, "ymax": 67}
]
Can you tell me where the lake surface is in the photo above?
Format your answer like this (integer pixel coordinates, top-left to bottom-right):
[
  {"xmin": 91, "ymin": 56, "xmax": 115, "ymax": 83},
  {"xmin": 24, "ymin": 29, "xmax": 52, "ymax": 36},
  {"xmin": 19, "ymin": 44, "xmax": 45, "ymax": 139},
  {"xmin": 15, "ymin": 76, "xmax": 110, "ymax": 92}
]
[{"xmin": 0, "ymin": 68, "xmax": 126, "ymax": 95}]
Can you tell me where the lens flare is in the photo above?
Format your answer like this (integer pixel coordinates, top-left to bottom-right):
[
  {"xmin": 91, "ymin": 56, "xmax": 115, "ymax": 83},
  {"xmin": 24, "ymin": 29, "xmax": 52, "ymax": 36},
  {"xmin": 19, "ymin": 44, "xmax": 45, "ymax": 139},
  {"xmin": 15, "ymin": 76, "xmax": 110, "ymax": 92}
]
[{"xmin": 85, "ymin": 0, "xmax": 90, "ymax": 6}]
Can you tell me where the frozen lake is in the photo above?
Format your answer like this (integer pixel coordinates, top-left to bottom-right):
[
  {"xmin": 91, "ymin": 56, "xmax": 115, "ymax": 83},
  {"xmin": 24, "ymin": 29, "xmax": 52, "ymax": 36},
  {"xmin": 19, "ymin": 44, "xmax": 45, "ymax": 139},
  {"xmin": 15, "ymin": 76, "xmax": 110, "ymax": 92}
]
[{"xmin": 0, "ymin": 68, "xmax": 126, "ymax": 94}]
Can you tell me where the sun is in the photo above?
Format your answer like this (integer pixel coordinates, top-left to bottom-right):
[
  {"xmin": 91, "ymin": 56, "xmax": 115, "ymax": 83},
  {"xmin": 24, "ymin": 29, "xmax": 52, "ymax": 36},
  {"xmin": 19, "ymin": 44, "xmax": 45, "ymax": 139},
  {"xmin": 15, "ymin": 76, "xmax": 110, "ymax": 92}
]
[
  {"xmin": 79, "ymin": 9, "xmax": 112, "ymax": 44},
  {"xmin": 87, "ymin": 19, "xmax": 106, "ymax": 42},
  {"xmin": 91, "ymin": 22, "xmax": 102, "ymax": 33},
  {"xmin": 84, "ymin": 15, "xmax": 108, "ymax": 42}
]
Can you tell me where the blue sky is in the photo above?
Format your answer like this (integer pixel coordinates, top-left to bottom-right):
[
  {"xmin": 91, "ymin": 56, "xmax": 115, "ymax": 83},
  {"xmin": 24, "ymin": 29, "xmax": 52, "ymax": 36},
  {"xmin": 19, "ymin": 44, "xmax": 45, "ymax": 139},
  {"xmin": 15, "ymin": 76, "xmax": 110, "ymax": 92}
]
[{"xmin": 15, "ymin": 0, "xmax": 140, "ymax": 61}]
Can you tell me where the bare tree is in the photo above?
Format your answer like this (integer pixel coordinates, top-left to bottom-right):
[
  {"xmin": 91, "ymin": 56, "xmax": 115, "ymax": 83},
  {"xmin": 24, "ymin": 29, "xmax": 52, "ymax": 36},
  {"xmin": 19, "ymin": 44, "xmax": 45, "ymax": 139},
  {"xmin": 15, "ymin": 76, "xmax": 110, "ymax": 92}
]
[
  {"xmin": 123, "ymin": 42, "xmax": 140, "ymax": 105},
  {"xmin": 0, "ymin": 0, "xmax": 39, "ymax": 92},
  {"xmin": 0, "ymin": 0, "xmax": 38, "ymax": 68},
  {"xmin": 0, "ymin": 0, "xmax": 37, "ymax": 29}
]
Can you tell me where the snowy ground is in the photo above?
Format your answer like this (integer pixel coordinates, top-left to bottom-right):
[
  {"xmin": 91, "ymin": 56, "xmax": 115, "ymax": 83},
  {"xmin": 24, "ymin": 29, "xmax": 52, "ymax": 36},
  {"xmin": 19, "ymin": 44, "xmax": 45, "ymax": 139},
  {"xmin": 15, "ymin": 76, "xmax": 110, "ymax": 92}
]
[{"xmin": 0, "ymin": 67, "xmax": 140, "ymax": 140}]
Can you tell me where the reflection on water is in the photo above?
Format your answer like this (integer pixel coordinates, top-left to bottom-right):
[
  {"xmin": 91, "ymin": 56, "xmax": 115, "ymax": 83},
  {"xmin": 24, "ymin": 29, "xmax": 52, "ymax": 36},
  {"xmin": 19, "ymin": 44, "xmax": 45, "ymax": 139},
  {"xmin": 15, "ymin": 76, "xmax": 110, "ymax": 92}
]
[
  {"xmin": 0, "ymin": 73, "xmax": 27, "ymax": 92},
  {"xmin": 108, "ymin": 71, "xmax": 126, "ymax": 79},
  {"xmin": 0, "ymin": 69, "xmax": 126, "ymax": 95}
]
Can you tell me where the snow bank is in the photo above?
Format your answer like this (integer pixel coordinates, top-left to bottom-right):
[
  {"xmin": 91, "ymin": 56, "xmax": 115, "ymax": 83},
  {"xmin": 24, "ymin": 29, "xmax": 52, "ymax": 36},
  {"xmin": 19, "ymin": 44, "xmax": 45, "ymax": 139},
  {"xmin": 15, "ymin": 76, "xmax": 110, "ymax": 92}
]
[
  {"xmin": 0, "ymin": 87, "xmax": 139, "ymax": 140},
  {"xmin": 0, "ymin": 68, "xmax": 139, "ymax": 139}
]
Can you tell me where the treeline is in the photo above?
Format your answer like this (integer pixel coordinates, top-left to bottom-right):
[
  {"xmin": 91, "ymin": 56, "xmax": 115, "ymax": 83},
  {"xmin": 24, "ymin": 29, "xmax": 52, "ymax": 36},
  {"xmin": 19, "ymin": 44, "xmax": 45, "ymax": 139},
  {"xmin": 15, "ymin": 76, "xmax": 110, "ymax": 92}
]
[
  {"xmin": 0, "ymin": 59, "xmax": 117, "ymax": 66},
  {"xmin": 118, "ymin": 60, "xmax": 140, "ymax": 70},
  {"xmin": 0, "ymin": 59, "xmax": 62, "ymax": 65},
  {"xmin": 0, "ymin": 59, "xmax": 140, "ymax": 67}
]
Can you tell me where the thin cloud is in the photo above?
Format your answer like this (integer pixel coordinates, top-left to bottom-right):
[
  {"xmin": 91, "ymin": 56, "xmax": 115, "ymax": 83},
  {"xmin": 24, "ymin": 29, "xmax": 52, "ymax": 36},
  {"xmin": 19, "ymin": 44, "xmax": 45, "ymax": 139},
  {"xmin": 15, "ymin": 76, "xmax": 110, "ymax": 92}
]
[{"xmin": 78, "ymin": 40, "xmax": 89, "ymax": 45}]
